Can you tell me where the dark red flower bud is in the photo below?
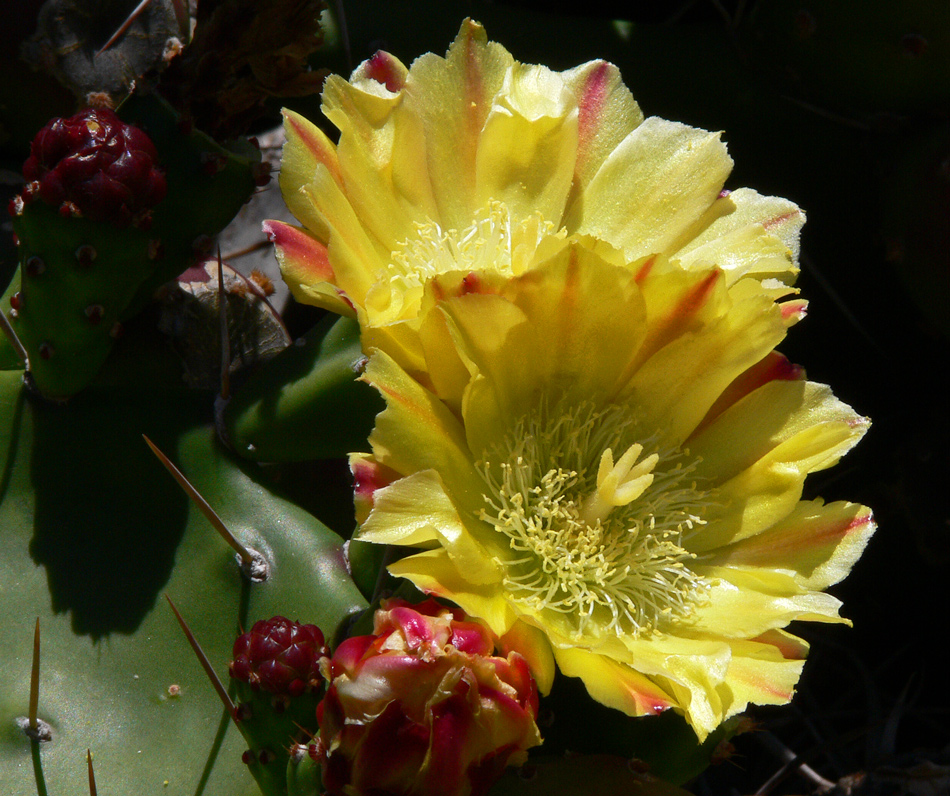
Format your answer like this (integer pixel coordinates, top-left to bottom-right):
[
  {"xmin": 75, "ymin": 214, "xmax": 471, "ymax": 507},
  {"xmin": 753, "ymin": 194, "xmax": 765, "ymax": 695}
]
[
  {"xmin": 229, "ymin": 617, "xmax": 328, "ymax": 697},
  {"xmin": 23, "ymin": 108, "xmax": 166, "ymax": 227}
]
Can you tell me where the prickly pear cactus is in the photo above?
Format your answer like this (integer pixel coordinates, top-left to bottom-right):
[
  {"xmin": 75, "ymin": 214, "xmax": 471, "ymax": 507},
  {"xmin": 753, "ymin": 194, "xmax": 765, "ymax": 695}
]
[
  {"xmin": 228, "ymin": 617, "xmax": 329, "ymax": 794},
  {"xmin": 0, "ymin": 7, "xmax": 860, "ymax": 795},
  {"xmin": 0, "ymin": 358, "xmax": 366, "ymax": 794},
  {"xmin": 6, "ymin": 94, "xmax": 261, "ymax": 400},
  {"xmin": 223, "ymin": 315, "xmax": 383, "ymax": 462}
]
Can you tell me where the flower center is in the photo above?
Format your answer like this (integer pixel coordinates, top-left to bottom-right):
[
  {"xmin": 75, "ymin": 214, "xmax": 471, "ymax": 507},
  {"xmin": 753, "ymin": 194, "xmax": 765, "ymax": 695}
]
[
  {"xmin": 476, "ymin": 402, "xmax": 710, "ymax": 640},
  {"xmin": 373, "ymin": 201, "xmax": 560, "ymax": 322}
]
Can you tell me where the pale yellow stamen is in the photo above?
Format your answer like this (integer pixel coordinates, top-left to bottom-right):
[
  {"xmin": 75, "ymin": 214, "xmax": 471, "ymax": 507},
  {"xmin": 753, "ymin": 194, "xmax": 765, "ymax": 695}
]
[
  {"xmin": 369, "ymin": 201, "xmax": 563, "ymax": 323},
  {"xmin": 477, "ymin": 402, "xmax": 710, "ymax": 640},
  {"xmin": 389, "ymin": 201, "xmax": 557, "ymax": 284}
]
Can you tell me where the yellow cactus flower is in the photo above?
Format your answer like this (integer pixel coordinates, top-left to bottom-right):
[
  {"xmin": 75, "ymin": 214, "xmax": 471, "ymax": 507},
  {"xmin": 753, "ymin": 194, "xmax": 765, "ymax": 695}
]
[
  {"xmin": 267, "ymin": 19, "xmax": 804, "ymax": 378},
  {"xmin": 350, "ymin": 242, "xmax": 874, "ymax": 741}
]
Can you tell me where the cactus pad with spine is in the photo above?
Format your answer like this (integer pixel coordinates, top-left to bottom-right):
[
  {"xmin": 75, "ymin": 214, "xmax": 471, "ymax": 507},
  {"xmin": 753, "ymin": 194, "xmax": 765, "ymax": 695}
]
[
  {"xmin": 229, "ymin": 617, "xmax": 329, "ymax": 794},
  {"xmin": 0, "ymin": 366, "xmax": 365, "ymax": 795},
  {"xmin": 8, "ymin": 94, "xmax": 260, "ymax": 399}
]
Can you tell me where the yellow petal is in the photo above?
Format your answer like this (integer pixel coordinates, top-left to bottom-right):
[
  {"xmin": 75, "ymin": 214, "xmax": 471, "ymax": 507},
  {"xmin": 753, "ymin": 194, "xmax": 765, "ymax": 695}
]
[
  {"xmin": 431, "ymin": 509, "xmax": 508, "ymax": 586},
  {"xmin": 720, "ymin": 630, "xmax": 808, "ymax": 713},
  {"xmin": 673, "ymin": 188, "xmax": 804, "ymax": 285},
  {"xmin": 474, "ymin": 62, "xmax": 578, "ymax": 224},
  {"xmin": 434, "ymin": 245, "xmax": 648, "ymax": 437},
  {"xmin": 499, "ymin": 620, "xmax": 557, "ymax": 694},
  {"xmin": 708, "ymin": 499, "xmax": 875, "ymax": 591},
  {"xmin": 263, "ymin": 220, "xmax": 355, "ymax": 316},
  {"xmin": 561, "ymin": 59, "xmax": 643, "ymax": 207},
  {"xmin": 685, "ymin": 568, "xmax": 847, "ymax": 639},
  {"xmin": 322, "ymin": 65, "xmax": 431, "ymax": 252},
  {"xmin": 566, "ymin": 117, "xmax": 733, "ymax": 260},
  {"xmin": 404, "ymin": 19, "xmax": 515, "ymax": 230},
  {"xmin": 554, "ymin": 646, "xmax": 675, "ymax": 717},
  {"xmin": 726, "ymin": 271, "xmax": 803, "ymax": 312},
  {"xmin": 362, "ymin": 350, "xmax": 480, "ymax": 512},
  {"xmin": 360, "ymin": 319, "xmax": 429, "ymax": 387},
  {"xmin": 696, "ymin": 351, "xmax": 803, "ymax": 436},
  {"xmin": 349, "ymin": 452, "xmax": 399, "ymax": 525},
  {"xmin": 622, "ymin": 290, "xmax": 789, "ymax": 444},
  {"xmin": 441, "ymin": 294, "xmax": 529, "ymax": 452},
  {"xmin": 417, "ymin": 287, "xmax": 483, "ymax": 414},
  {"xmin": 356, "ymin": 469, "xmax": 458, "ymax": 547},
  {"xmin": 279, "ymin": 109, "xmax": 345, "ymax": 225},
  {"xmin": 618, "ymin": 635, "xmax": 732, "ymax": 740},
  {"xmin": 387, "ymin": 548, "xmax": 517, "ymax": 637},
  {"xmin": 293, "ymin": 173, "xmax": 385, "ymax": 305},
  {"xmin": 351, "ymin": 49, "xmax": 409, "ymax": 92},
  {"xmin": 618, "ymin": 265, "xmax": 729, "ymax": 378},
  {"xmin": 692, "ymin": 394, "xmax": 870, "ymax": 552},
  {"xmin": 687, "ymin": 380, "xmax": 866, "ymax": 484}
]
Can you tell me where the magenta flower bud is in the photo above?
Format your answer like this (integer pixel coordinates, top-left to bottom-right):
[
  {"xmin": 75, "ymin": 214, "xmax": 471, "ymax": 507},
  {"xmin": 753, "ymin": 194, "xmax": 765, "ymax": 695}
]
[
  {"xmin": 229, "ymin": 616, "xmax": 328, "ymax": 697},
  {"xmin": 23, "ymin": 108, "xmax": 166, "ymax": 226},
  {"xmin": 312, "ymin": 599, "xmax": 542, "ymax": 796}
]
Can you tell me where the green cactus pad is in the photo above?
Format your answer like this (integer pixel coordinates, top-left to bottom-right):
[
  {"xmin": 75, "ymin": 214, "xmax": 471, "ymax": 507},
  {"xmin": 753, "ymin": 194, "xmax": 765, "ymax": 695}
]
[
  {"xmin": 9, "ymin": 92, "xmax": 260, "ymax": 400},
  {"xmin": 0, "ymin": 372, "xmax": 365, "ymax": 796},
  {"xmin": 0, "ymin": 272, "xmax": 26, "ymax": 371},
  {"xmin": 223, "ymin": 315, "xmax": 383, "ymax": 462},
  {"xmin": 10, "ymin": 202, "xmax": 162, "ymax": 400},
  {"xmin": 285, "ymin": 749, "xmax": 322, "ymax": 796},
  {"xmin": 117, "ymin": 92, "xmax": 262, "ymax": 312},
  {"xmin": 227, "ymin": 616, "xmax": 327, "ymax": 795},
  {"xmin": 231, "ymin": 682, "xmax": 322, "ymax": 796}
]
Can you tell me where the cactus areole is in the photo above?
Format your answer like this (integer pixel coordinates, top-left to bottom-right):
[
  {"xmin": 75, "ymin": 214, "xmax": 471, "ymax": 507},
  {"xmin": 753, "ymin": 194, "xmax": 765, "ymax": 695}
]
[{"xmin": 22, "ymin": 108, "xmax": 167, "ymax": 227}]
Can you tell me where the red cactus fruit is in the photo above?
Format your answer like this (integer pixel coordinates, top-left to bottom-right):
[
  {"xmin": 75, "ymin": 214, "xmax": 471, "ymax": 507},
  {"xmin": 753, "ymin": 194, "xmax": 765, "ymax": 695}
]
[
  {"xmin": 22, "ymin": 108, "xmax": 166, "ymax": 226},
  {"xmin": 229, "ymin": 617, "xmax": 328, "ymax": 698},
  {"xmin": 312, "ymin": 599, "xmax": 541, "ymax": 796}
]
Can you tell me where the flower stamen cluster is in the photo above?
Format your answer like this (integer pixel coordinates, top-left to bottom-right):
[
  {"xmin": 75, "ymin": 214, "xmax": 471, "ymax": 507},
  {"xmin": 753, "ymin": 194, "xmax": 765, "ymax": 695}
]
[
  {"xmin": 374, "ymin": 200, "xmax": 559, "ymax": 323},
  {"xmin": 477, "ymin": 402, "xmax": 709, "ymax": 639}
]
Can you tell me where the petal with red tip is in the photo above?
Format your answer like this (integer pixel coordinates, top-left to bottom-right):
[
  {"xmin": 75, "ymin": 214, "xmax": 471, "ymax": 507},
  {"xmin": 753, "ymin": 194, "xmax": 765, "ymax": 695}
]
[
  {"xmin": 554, "ymin": 647, "xmax": 674, "ymax": 718},
  {"xmin": 264, "ymin": 219, "xmax": 355, "ymax": 316},
  {"xmin": 709, "ymin": 500, "xmax": 875, "ymax": 591}
]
